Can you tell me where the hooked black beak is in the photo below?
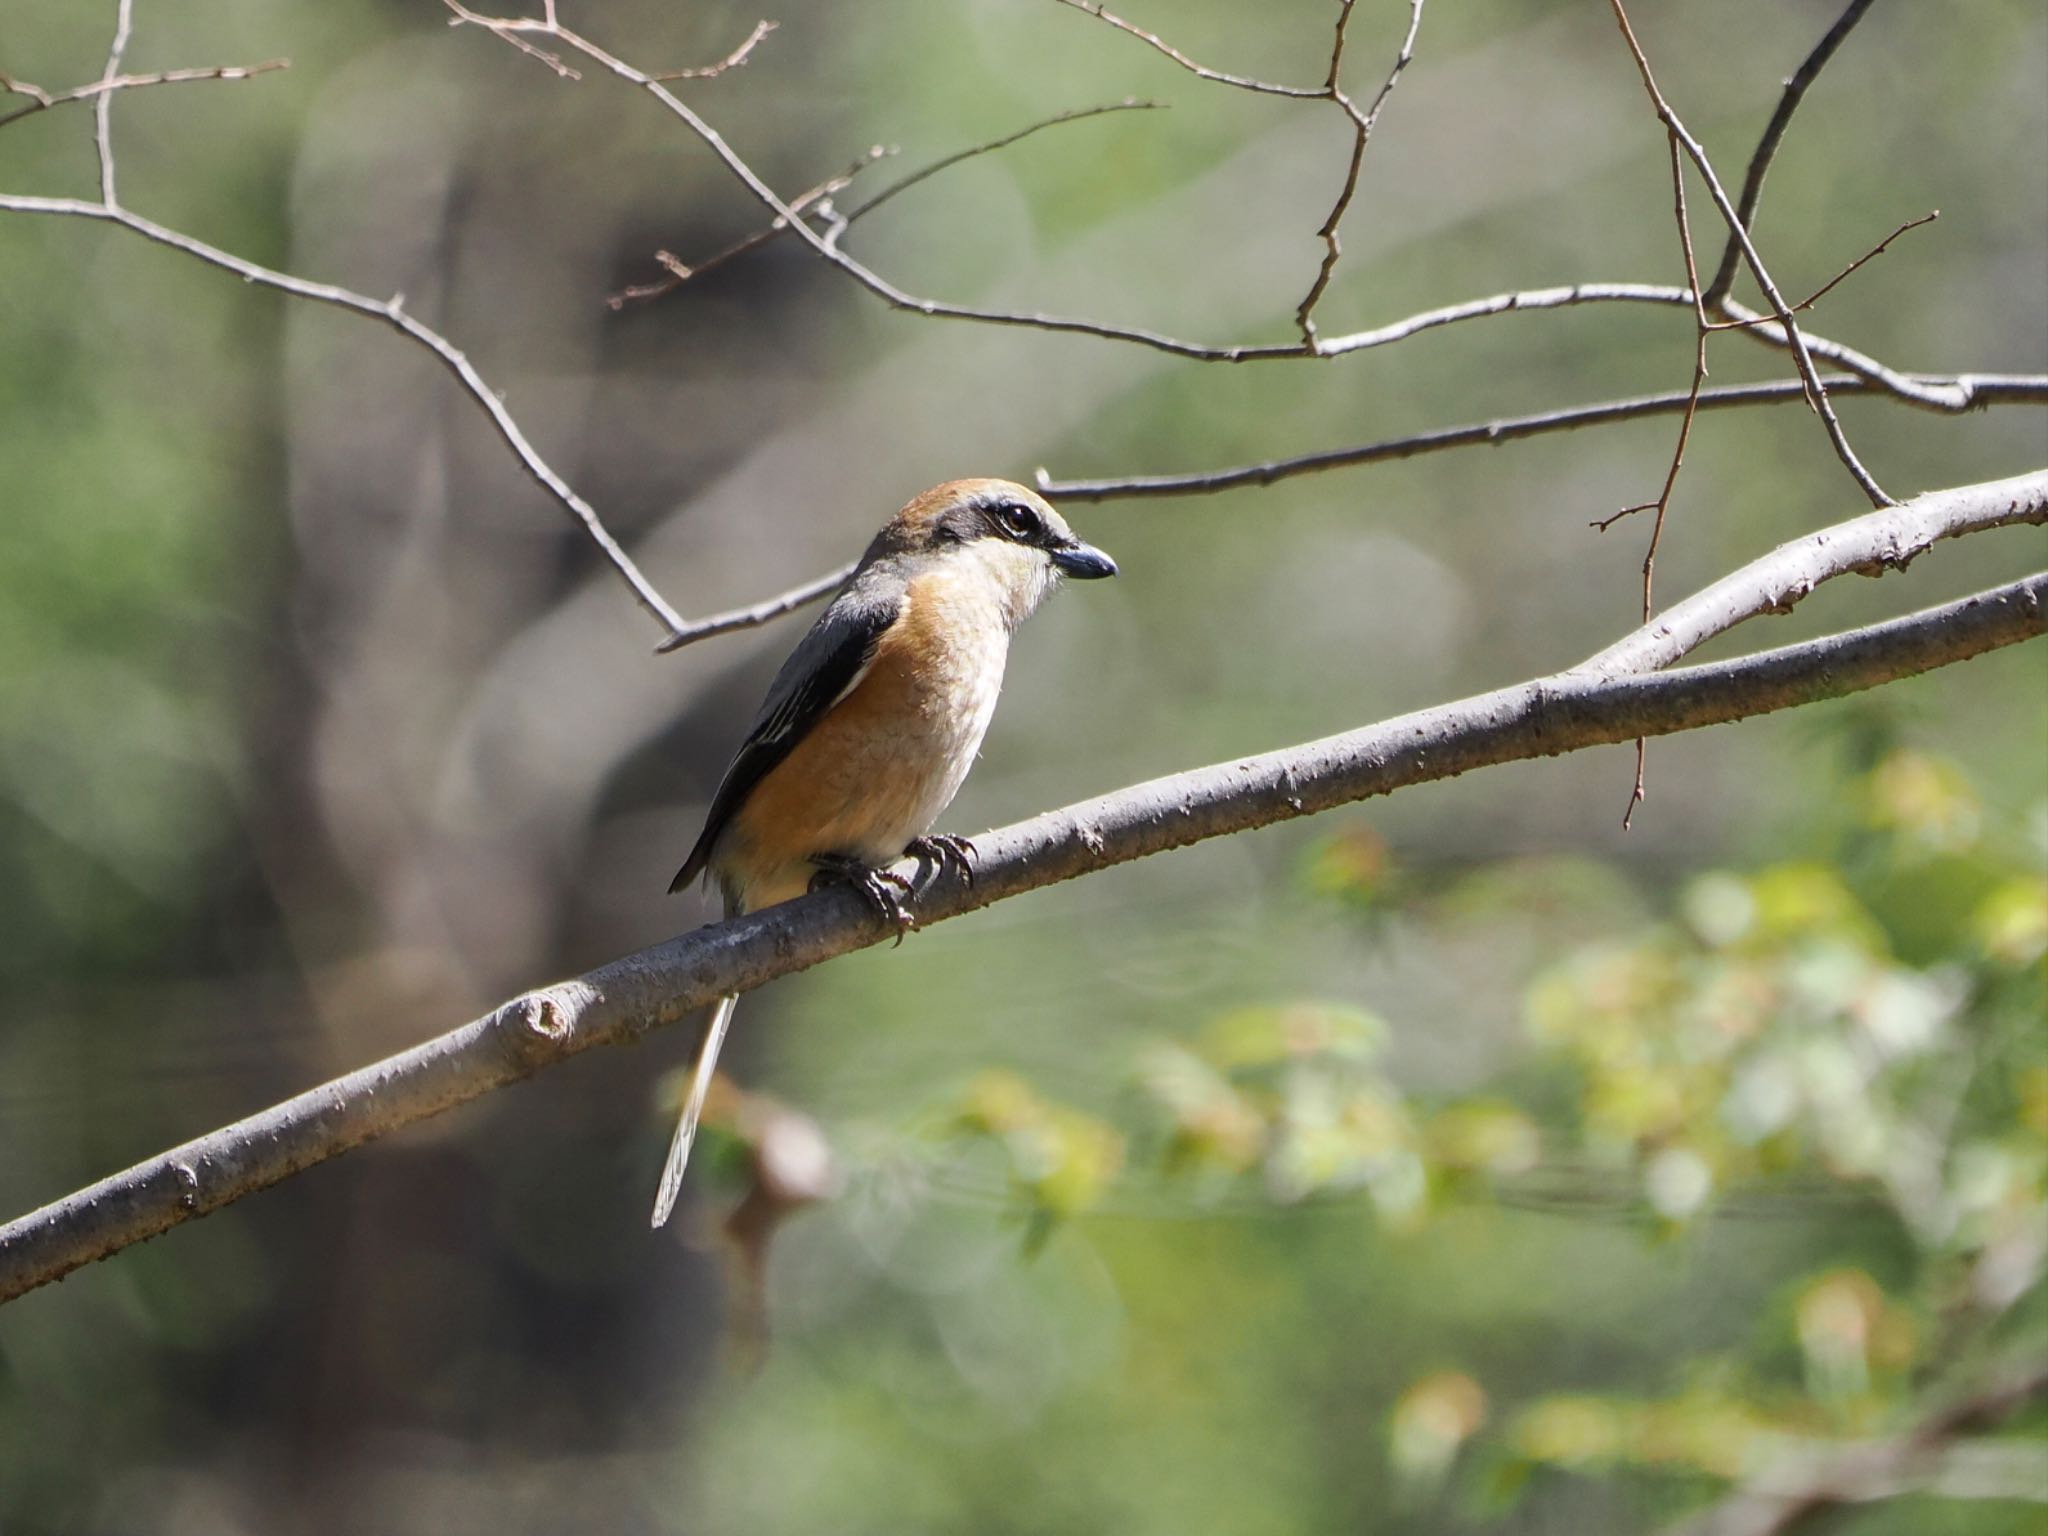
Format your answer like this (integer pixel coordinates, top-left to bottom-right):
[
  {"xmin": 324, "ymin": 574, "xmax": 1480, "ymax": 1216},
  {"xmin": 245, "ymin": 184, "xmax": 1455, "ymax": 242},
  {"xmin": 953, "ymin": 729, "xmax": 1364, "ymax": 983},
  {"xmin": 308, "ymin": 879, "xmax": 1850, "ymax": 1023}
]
[{"xmin": 1050, "ymin": 540, "xmax": 1118, "ymax": 580}]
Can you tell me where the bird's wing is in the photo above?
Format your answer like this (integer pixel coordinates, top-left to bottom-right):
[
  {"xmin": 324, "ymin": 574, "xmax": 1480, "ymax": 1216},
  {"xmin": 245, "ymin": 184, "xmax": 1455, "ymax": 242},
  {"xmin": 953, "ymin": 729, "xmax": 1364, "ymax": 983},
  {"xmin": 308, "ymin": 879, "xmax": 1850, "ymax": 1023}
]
[{"xmin": 669, "ymin": 579, "xmax": 902, "ymax": 896}]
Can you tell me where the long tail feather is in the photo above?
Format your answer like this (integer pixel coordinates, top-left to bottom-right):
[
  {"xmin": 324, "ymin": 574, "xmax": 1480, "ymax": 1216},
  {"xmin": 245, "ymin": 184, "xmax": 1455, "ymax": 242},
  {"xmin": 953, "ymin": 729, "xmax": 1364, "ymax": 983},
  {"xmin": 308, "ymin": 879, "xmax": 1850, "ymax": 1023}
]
[{"xmin": 650, "ymin": 992, "xmax": 739, "ymax": 1229}]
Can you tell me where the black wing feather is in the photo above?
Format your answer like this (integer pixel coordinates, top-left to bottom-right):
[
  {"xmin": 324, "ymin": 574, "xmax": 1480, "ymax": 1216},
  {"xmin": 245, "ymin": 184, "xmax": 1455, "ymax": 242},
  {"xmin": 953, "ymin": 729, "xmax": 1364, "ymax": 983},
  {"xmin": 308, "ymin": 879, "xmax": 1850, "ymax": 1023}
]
[{"xmin": 669, "ymin": 582, "xmax": 901, "ymax": 895}]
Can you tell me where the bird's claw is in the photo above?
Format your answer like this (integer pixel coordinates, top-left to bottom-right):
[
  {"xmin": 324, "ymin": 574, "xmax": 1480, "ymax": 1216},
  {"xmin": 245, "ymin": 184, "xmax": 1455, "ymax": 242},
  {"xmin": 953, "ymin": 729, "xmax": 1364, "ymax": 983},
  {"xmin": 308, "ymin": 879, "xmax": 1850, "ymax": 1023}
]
[
  {"xmin": 906, "ymin": 833, "xmax": 977, "ymax": 889},
  {"xmin": 810, "ymin": 857, "xmax": 917, "ymax": 944}
]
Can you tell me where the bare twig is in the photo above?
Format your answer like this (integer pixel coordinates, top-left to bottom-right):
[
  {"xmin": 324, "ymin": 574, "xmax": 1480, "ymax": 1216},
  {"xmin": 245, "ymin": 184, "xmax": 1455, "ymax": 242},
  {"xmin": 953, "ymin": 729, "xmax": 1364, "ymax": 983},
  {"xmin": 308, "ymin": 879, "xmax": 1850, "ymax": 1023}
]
[
  {"xmin": 608, "ymin": 100, "xmax": 1161, "ymax": 312},
  {"xmin": 0, "ymin": 191, "xmax": 698, "ymax": 640},
  {"xmin": 1722, "ymin": 210, "xmax": 1938, "ymax": 326},
  {"xmin": 447, "ymin": 2, "xmax": 1311, "ymax": 361},
  {"xmin": 606, "ymin": 146, "xmax": 892, "ymax": 309},
  {"xmin": 93, "ymin": 0, "xmax": 135, "ymax": 205},
  {"xmin": 1576, "ymin": 469, "xmax": 2048, "ymax": 677},
  {"xmin": 1607, "ymin": 133, "xmax": 1714, "ymax": 829},
  {"xmin": 454, "ymin": 1, "xmax": 2006, "ymax": 408},
  {"xmin": 839, "ymin": 98, "xmax": 1162, "ymax": 223},
  {"xmin": 4, "ymin": 525, "xmax": 2041, "ymax": 1303},
  {"xmin": 1036, "ymin": 373, "xmax": 2048, "ymax": 500},
  {"xmin": 654, "ymin": 561, "xmax": 857, "ymax": 653},
  {"xmin": 1312, "ymin": 278, "xmax": 1973, "ymax": 417},
  {"xmin": 0, "ymin": 59, "xmax": 288, "ymax": 132},
  {"xmin": 1606, "ymin": 137, "xmax": 1713, "ymax": 595},
  {"xmin": 1295, "ymin": 0, "xmax": 1425, "ymax": 346},
  {"xmin": 1050, "ymin": 0, "xmax": 1321, "ymax": 97},
  {"xmin": 1703, "ymin": 0, "xmax": 1880, "ymax": 309},
  {"xmin": 648, "ymin": 18, "xmax": 776, "ymax": 82},
  {"xmin": 1053, "ymin": 0, "xmax": 1427, "ymax": 349},
  {"xmin": 0, "ymin": 1, "xmax": 725, "ymax": 643},
  {"xmin": 1608, "ymin": 0, "xmax": 1892, "ymax": 508}
]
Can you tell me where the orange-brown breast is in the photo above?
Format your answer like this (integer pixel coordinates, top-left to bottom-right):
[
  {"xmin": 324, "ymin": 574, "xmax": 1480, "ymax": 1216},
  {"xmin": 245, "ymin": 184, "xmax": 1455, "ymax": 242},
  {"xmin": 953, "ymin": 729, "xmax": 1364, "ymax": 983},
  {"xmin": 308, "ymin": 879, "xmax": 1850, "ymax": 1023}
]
[{"xmin": 715, "ymin": 568, "xmax": 1010, "ymax": 912}]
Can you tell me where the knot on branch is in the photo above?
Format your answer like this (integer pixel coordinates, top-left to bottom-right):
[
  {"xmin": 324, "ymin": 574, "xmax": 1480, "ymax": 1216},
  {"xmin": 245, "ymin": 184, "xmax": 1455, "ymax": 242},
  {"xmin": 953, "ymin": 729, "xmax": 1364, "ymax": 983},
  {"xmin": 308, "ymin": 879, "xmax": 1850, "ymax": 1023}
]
[{"xmin": 496, "ymin": 985, "xmax": 591, "ymax": 1064}]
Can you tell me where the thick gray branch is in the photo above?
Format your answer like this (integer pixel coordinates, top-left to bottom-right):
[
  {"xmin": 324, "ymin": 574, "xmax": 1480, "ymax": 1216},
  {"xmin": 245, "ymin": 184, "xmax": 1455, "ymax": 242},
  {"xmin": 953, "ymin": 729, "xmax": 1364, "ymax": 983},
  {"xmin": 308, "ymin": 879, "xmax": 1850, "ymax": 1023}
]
[{"xmin": 2, "ymin": 534, "xmax": 2040, "ymax": 1304}]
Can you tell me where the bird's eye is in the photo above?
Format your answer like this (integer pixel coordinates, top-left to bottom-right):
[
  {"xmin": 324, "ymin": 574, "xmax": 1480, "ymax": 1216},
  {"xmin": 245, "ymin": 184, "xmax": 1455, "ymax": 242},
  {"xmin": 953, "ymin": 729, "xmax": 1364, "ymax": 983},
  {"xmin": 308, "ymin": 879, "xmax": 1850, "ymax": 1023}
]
[{"xmin": 995, "ymin": 502, "xmax": 1039, "ymax": 540}]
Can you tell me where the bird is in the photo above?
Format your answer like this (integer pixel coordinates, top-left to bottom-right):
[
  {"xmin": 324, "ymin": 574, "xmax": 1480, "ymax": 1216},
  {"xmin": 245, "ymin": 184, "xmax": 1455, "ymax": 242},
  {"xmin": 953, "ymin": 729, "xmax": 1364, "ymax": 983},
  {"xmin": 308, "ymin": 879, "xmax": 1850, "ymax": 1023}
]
[{"xmin": 651, "ymin": 477, "xmax": 1118, "ymax": 1227}]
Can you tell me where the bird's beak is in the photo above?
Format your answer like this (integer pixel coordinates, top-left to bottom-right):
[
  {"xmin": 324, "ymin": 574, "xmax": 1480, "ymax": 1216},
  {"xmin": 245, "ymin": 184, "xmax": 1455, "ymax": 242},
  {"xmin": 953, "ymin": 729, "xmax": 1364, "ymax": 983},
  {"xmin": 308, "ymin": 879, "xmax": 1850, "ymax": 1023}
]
[{"xmin": 1050, "ymin": 540, "xmax": 1118, "ymax": 579}]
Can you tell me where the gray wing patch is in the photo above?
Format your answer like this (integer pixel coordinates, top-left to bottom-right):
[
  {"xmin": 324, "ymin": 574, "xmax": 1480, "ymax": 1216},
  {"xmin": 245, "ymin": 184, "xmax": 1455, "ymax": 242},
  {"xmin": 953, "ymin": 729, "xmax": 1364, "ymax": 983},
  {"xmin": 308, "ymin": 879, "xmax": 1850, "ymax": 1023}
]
[{"xmin": 669, "ymin": 579, "xmax": 901, "ymax": 896}]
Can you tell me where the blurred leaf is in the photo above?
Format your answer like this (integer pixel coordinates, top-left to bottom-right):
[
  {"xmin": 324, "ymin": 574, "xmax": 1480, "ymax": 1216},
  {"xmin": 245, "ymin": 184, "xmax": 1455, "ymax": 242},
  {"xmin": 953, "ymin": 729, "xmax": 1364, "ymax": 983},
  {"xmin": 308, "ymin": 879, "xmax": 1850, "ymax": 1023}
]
[
  {"xmin": 1200, "ymin": 1001, "xmax": 1388, "ymax": 1070},
  {"xmin": 1975, "ymin": 876, "xmax": 2048, "ymax": 969},
  {"xmin": 1862, "ymin": 749, "xmax": 1982, "ymax": 856},
  {"xmin": 1389, "ymin": 1370, "xmax": 1487, "ymax": 1488},
  {"xmin": 1302, "ymin": 822, "xmax": 1396, "ymax": 908},
  {"xmin": 953, "ymin": 1070, "xmax": 1124, "ymax": 1228}
]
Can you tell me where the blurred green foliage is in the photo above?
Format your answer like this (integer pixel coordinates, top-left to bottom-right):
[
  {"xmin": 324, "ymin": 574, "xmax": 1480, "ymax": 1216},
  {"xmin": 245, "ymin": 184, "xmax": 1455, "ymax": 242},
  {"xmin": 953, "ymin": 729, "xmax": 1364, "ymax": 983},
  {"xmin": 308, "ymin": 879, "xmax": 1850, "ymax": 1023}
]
[{"xmin": 826, "ymin": 743, "xmax": 2047, "ymax": 1529}]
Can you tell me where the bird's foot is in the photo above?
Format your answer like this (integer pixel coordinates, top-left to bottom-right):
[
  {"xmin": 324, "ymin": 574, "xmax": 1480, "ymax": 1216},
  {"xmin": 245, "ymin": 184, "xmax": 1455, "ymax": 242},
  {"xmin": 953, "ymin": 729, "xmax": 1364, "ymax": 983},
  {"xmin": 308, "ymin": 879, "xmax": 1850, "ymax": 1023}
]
[
  {"xmin": 906, "ymin": 833, "xmax": 977, "ymax": 890},
  {"xmin": 809, "ymin": 855, "xmax": 917, "ymax": 945}
]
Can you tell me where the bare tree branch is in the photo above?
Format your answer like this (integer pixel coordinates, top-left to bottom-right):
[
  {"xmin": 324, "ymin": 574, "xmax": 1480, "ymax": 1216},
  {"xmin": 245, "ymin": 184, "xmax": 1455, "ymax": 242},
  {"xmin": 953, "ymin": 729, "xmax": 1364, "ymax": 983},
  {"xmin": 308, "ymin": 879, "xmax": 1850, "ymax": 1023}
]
[
  {"xmin": 653, "ymin": 561, "xmax": 858, "ymax": 653},
  {"xmin": 0, "ymin": 58, "xmax": 287, "ymax": 131},
  {"xmin": 446, "ymin": 1, "xmax": 1315, "ymax": 361},
  {"xmin": 1607, "ymin": 132, "xmax": 1715, "ymax": 826},
  {"xmin": 1295, "ymin": 0, "xmax": 1425, "ymax": 345},
  {"xmin": 3, "ymin": 479, "xmax": 2041, "ymax": 1305},
  {"xmin": 1049, "ymin": 0, "xmax": 1322, "ymax": 98},
  {"xmin": 1608, "ymin": 0, "xmax": 1892, "ymax": 508},
  {"xmin": 1311, "ymin": 280, "xmax": 1967, "ymax": 419},
  {"xmin": 1054, "ymin": 0, "xmax": 1428, "ymax": 347},
  {"xmin": 608, "ymin": 101, "xmax": 1162, "ymax": 312},
  {"xmin": 1703, "ymin": 0, "xmax": 1880, "ymax": 310},
  {"xmin": 453, "ymin": 1, "xmax": 1993, "ymax": 420},
  {"xmin": 92, "ymin": 0, "xmax": 135, "ymax": 205},
  {"xmin": 1036, "ymin": 373, "xmax": 2048, "ymax": 500},
  {"xmin": 1744, "ymin": 209, "xmax": 1937, "ymax": 323},
  {"xmin": 1577, "ymin": 469, "xmax": 2048, "ymax": 675},
  {"xmin": 647, "ymin": 17, "xmax": 776, "ymax": 82},
  {"xmin": 0, "ymin": 192, "xmax": 701, "ymax": 640},
  {"xmin": 838, "ymin": 99, "xmax": 1161, "ymax": 225},
  {"xmin": 606, "ymin": 145, "xmax": 894, "ymax": 309}
]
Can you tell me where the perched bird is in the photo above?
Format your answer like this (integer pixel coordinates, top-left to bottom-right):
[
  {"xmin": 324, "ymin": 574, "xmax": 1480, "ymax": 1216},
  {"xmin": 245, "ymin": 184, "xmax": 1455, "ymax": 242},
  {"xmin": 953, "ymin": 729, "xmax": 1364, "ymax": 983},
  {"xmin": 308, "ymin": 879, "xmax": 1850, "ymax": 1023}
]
[{"xmin": 652, "ymin": 478, "xmax": 1117, "ymax": 1226}]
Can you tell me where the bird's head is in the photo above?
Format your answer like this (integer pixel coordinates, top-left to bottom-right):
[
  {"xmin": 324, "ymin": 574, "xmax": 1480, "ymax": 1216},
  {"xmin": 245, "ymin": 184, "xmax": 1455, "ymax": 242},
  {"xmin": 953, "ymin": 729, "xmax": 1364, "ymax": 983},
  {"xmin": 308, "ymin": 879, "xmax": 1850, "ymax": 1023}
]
[{"xmin": 873, "ymin": 478, "xmax": 1117, "ymax": 628}]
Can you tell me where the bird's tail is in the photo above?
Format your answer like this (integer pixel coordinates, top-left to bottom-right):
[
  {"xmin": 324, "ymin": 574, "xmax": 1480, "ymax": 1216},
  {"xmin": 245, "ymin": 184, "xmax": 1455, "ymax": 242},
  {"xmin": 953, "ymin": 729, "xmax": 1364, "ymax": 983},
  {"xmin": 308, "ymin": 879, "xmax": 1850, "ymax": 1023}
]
[{"xmin": 650, "ymin": 992, "xmax": 739, "ymax": 1229}]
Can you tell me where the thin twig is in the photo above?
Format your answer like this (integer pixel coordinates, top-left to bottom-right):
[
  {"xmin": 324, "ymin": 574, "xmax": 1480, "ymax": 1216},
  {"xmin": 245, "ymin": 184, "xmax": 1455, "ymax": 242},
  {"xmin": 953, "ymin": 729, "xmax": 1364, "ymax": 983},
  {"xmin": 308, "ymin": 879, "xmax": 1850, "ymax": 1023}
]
[
  {"xmin": 606, "ymin": 147, "xmax": 891, "ymax": 309},
  {"xmin": 1313, "ymin": 278, "xmax": 1972, "ymax": 415},
  {"xmin": 0, "ymin": 60, "xmax": 288, "ymax": 132},
  {"xmin": 5, "ymin": 541, "xmax": 2042, "ymax": 1304},
  {"xmin": 648, "ymin": 18, "xmax": 776, "ymax": 82},
  {"xmin": 1607, "ymin": 0, "xmax": 1893, "ymax": 508},
  {"xmin": 446, "ymin": 2, "xmax": 1316, "ymax": 361},
  {"xmin": 1049, "ymin": 0, "xmax": 1321, "ymax": 97},
  {"xmin": 1703, "ymin": 0, "xmax": 1880, "ymax": 309},
  {"xmin": 1612, "ymin": 133, "xmax": 1714, "ymax": 830},
  {"xmin": 1711, "ymin": 210, "xmax": 1938, "ymax": 329},
  {"xmin": 608, "ymin": 101, "xmax": 1161, "ymax": 312},
  {"xmin": 93, "ymin": 0, "xmax": 135, "ymax": 206},
  {"xmin": 452, "ymin": 2, "xmax": 1985, "ymax": 417},
  {"xmin": 0, "ymin": 193, "xmax": 692, "ymax": 639},
  {"xmin": 1295, "ymin": 0, "xmax": 1424, "ymax": 346},
  {"xmin": 840, "ymin": 98, "xmax": 1162, "ymax": 223},
  {"xmin": 654, "ymin": 561, "xmax": 857, "ymax": 653},
  {"xmin": 1035, "ymin": 373, "xmax": 2048, "ymax": 500},
  {"xmin": 1575, "ymin": 469, "xmax": 2048, "ymax": 677}
]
